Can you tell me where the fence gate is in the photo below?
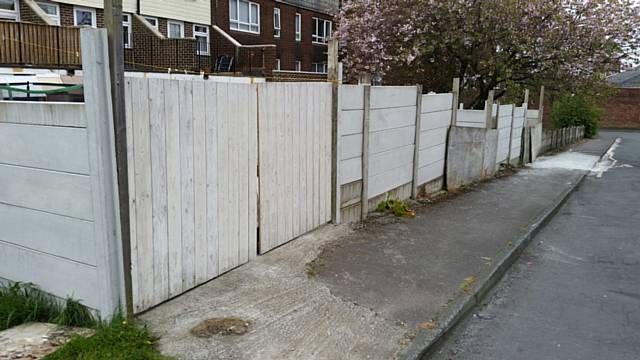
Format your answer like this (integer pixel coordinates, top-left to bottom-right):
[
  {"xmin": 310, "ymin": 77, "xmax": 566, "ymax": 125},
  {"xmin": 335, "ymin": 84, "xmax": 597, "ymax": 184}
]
[
  {"xmin": 125, "ymin": 77, "xmax": 257, "ymax": 313},
  {"xmin": 257, "ymin": 82, "xmax": 333, "ymax": 254}
]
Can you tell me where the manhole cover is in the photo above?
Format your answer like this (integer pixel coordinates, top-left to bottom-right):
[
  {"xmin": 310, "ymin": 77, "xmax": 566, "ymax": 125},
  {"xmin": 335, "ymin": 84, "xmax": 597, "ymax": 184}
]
[{"xmin": 190, "ymin": 317, "xmax": 252, "ymax": 338}]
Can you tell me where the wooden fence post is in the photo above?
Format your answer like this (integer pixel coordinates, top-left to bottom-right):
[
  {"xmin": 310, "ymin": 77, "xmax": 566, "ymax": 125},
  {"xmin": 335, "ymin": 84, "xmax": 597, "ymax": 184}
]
[
  {"xmin": 104, "ymin": 0, "xmax": 132, "ymax": 317},
  {"xmin": 80, "ymin": 28, "xmax": 126, "ymax": 317},
  {"xmin": 451, "ymin": 78, "xmax": 460, "ymax": 126},
  {"xmin": 328, "ymin": 38, "xmax": 340, "ymax": 224},
  {"xmin": 360, "ymin": 85, "xmax": 372, "ymax": 221},
  {"xmin": 412, "ymin": 85, "xmax": 423, "ymax": 199},
  {"xmin": 485, "ymin": 90, "xmax": 495, "ymax": 129}
]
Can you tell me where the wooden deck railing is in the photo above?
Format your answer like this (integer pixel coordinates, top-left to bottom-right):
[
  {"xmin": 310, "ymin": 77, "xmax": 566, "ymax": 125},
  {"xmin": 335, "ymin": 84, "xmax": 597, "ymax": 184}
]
[{"xmin": 0, "ymin": 21, "xmax": 82, "ymax": 69}]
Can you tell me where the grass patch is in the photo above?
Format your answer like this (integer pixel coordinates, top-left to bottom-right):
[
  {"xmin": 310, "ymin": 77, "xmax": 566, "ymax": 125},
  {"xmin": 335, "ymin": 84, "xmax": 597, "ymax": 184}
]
[
  {"xmin": 44, "ymin": 314, "xmax": 171, "ymax": 360},
  {"xmin": 0, "ymin": 282, "xmax": 97, "ymax": 331}
]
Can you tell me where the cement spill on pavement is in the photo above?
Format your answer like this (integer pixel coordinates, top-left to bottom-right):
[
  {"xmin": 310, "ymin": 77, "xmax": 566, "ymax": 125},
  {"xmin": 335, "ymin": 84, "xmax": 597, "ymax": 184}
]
[{"xmin": 529, "ymin": 138, "xmax": 632, "ymax": 178}]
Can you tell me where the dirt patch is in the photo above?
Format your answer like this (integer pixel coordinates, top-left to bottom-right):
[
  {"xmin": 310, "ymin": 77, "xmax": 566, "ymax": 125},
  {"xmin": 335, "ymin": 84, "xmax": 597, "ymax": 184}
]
[
  {"xmin": 0, "ymin": 323, "xmax": 93, "ymax": 359},
  {"xmin": 190, "ymin": 318, "xmax": 252, "ymax": 338}
]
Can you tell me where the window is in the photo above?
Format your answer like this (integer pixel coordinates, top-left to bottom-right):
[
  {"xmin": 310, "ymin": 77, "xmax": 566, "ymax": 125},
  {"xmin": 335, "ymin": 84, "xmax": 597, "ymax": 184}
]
[
  {"xmin": 312, "ymin": 63, "xmax": 327, "ymax": 74},
  {"xmin": 273, "ymin": 8, "xmax": 280, "ymax": 38},
  {"xmin": 193, "ymin": 24, "xmax": 209, "ymax": 56},
  {"xmin": 295, "ymin": 13, "xmax": 301, "ymax": 41},
  {"xmin": 295, "ymin": 61, "xmax": 301, "ymax": 72},
  {"xmin": 229, "ymin": 0, "xmax": 259, "ymax": 34},
  {"xmin": 123, "ymin": 13, "xmax": 132, "ymax": 48},
  {"xmin": 312, "ymin": 18, "xmax": 332, "ymax": 44},
  {"xmin": 74, "ymin": 6, "xmax": 96, "ymax": 27},
  {"xmin": 275, "ymin": 59, "xmax": 280, "ymax": 70},
  {"xmin": 0, "ymin": 0, "xmax": 19, "ymax": 21},
  {"xmin": 143, "ymin": 16, "xmax": 158, "ymax": 29},
  {"xmin": 168, "ymin": 21, "xmax": 184, "ymax": 38},
  {"xmin": 37, "ymin": 2, "xmax": 59, "ymax": 25}
]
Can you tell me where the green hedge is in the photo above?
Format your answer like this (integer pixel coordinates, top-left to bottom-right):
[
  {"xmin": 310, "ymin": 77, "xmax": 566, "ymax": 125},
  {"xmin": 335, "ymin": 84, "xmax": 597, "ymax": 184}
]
[{"xmin": 550, "ymin": 94, "xmax": 602, "ymax": 138}]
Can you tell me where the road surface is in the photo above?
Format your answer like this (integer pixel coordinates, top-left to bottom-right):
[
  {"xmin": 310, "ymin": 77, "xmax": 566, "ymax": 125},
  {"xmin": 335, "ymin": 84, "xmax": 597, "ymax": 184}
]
[{"xmin": 428, "ymin": 131, "xmax": 640, "ymax": 360}]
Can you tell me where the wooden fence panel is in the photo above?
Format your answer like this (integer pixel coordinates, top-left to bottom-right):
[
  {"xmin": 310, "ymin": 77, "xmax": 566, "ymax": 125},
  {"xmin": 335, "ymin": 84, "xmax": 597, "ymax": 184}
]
[
  {"xmin": 258, "ymin": 82, "xmax": 332, "ymax": 254},
  {"xmin": 0, "ymin": 22, "xmax": 81, "ymax": 68},
  {"xmin": 125, "ymin": 77, "xmax": 257, "ymax": 312}
]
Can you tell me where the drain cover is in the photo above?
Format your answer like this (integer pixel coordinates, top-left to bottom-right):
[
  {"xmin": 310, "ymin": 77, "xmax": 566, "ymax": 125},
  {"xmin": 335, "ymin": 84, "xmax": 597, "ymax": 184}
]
[{"xmin": 190, "ymin": 317, "xmax": 252, "ymax": 338}]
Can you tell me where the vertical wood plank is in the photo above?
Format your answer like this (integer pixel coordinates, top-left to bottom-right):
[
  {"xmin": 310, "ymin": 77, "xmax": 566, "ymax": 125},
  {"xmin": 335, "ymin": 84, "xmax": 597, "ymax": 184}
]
[
  {"xmin": 164, "ymin": 79, "xmax": 183, "ymax": 298},
  {"xmin": 299, "ymin": 85, "xmax": 309, "ymax": 236},
  {"xmin": 124, "ymin": 78, "xmax": 139, "ymax": 312},
  {"xmin": 305, "ymin": 84, "xmax": 314, "ymax": 230},
  {"xmin": 292, "ymin": 84, "xmax": 301, "ymax": 236},
  {"xmin": 217, "ymin": 83, "xmax": 230, "ymax": 271},
  {"xmin": 179, "ymin": 80, "xmax": 196, "ymax": 290},
  {"xmin": 192, "ymin": 81, "xmax": 208, "ymax": 284},
  {"xmin": 248, "ymin": 84, "xmax": 258, "ymax": 260},
  {"xmin": 204, "ymin": 82, "xmax": 219, "ymax": 277},
  {"xmin": 286, "ymin": 84, "xmax": 294, "ymax": 240},
  {"xmin": 229, "ymin": 84, "xmax": 240, "ymax": 268},
  {"xmin": 237, "ymin": 84, "xmax": 250, "ymax": 264},
  {"xmin": 148, "ymin": 78, "xmax": 169, "ymax": 305},
  {"xmin": 318, "ymin": 85, "xmax": 327, "ymax": 224},
  {"xmin": 131, "ymin": 77, "xmax": 153, "ymax": 311}
]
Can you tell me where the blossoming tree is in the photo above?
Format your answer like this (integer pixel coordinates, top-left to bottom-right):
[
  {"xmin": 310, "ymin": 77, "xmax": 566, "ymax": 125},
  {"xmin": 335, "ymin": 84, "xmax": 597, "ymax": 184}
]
[{"xmin": 337, "ymin": 0, "xmax": 640, "ymax": 107}]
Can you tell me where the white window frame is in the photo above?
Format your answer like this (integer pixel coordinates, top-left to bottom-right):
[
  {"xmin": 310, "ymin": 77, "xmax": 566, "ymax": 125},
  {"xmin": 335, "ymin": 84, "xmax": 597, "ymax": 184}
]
[
  {"xmin": 312, "ymin": 17, "xmax": 332, "ymax": 44},
  {"xmin": 295, "ymin": 13, "xmax": 301, "ymax": 42},
  {"xmin": 0, "ymin": 0, "xmax": 19, "ymax": 21},
  {"xmin": 143, "ymin": 16, "xmax": 158, "ymax": 29},
  {"xmin": 275, "ymin": 58, "xmax": 280, "ymax": 70},
  {"xmin": 273, "ymin": 7, "xmax": 280, "ymax": 38},
  {"xmin": 167, "ymin": 20, "xmax": 184, "ymax": 38},
  {"xmin": 36, "ymin": 1, "xmax": 59, "ymax": 25},
  {"xmin": 312, "ymin": 62, "xmax": 327, "ymax": 74},
  {"xmin": 73, "ymin": 6, "xmax": 96, "ymax": 27},
  {"xmin": 229, "ymin": 0, "xmax": 260, "ymax": 34},
  {"xmin": 193, "ymin": 24, "xmax": 210, "ymax": 56},
  {"xmin": 295, "ymin": 61, "xmax": 301, "ymax": 72},
  {"xmin": 122, "ymin": 13, "xmax": 132, "ymax": 49}
]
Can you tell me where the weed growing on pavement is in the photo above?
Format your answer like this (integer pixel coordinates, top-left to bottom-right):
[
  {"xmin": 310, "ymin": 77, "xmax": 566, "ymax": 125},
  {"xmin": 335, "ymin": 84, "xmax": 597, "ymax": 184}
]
[{"xmin": 376, "ymin": 199, "xmax": 416, "ymax": 218}]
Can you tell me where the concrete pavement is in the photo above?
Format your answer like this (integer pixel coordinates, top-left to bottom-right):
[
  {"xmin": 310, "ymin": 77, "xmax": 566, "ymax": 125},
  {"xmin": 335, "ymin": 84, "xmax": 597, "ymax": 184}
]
[
  {"xmin": 429, "ymin": 131, "xmax": 640, "ymax": 360},
  {"xmin": 140, "ymin": 137, "xmax": 610, "ymax": 360}
]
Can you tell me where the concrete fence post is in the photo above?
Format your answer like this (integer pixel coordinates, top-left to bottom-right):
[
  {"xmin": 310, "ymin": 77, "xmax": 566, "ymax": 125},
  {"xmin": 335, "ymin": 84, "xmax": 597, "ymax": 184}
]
[
  {"xmin": 80, "ymin": 28, "xmax": 126, "ymax": 317},
  {"xmin": 360, "ymin": 85, "xmax": 372, "ymax": 221},
  {"xmin": 507, "ymin": 104, "xmax": 515, "ymax": 165},
  {"xmin": 411, "ymin": 85, "xmax": 423, "ymax": 199},
  {"xmin": 451, "ymin": 78, "xmax": 460, "ymax": 126},
  {"xmin": 485, "ymin": 90, "xmax": 495, "ymax": 129}
]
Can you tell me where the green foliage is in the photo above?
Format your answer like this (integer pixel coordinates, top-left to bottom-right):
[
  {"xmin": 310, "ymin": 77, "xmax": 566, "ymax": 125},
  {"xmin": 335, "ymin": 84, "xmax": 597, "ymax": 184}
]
[
  {"xmin": 0, "ymin": 282, "xmax": 97, "ymax": 331},
  {"xmin": 376, "ymin": 199, "xmax": 416, "ymax": 218},
  {"xmin": 550, "ymin": 94, "xmax": 602, "ymax": 138},
  {"xmin": 44, "ymin": 314, "xmax": 172, "ymax": 360}
]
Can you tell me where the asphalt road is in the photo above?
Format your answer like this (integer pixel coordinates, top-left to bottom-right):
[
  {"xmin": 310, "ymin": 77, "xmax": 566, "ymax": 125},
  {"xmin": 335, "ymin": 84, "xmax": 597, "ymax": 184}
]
[{"xmin": 428, "ymin": 131, "xmax": 640, "ymax": 360}]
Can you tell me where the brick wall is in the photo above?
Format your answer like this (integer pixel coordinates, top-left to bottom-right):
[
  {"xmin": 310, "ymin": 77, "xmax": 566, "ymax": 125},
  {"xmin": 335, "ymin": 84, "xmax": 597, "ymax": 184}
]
[
  {"xmin": 213, "ymin": 0, "xmax": 333, "ymax": 73},
  {"xmin": 601, "ymin": 88, "xmax": 640, "ymax": 129}
]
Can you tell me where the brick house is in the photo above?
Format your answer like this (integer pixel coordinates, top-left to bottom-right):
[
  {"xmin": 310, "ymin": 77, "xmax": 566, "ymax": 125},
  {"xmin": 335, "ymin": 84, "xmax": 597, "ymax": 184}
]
[
  {"xmin": 601, "ymin": 68, "xmax": 640, "ymax": 129},
  {"xmin": 0, "ymin": 0, "xmax": 339, "ymax": 76}
]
